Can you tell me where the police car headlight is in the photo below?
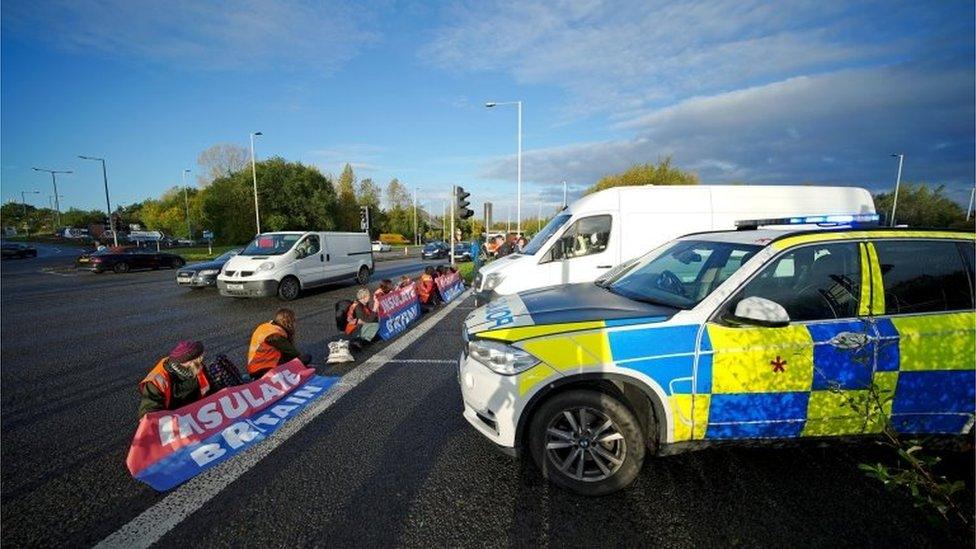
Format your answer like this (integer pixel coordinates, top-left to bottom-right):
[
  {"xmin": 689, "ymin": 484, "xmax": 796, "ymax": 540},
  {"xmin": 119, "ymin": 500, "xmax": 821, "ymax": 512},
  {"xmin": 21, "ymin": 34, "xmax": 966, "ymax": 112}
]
[
  {"xmin": 483, "ymin": 272, "xmax": 504, "ymax": 291},
  {"xmin": 468, "ymin": 340, "xmax": 539, "ymax": 375},
  {"xmin": 257, "ymin": 261, "xmax": 276, "ymax": 271},
  {"xmin": 198, "ymin": 269, "xmax": 219, "ymax": 276}
]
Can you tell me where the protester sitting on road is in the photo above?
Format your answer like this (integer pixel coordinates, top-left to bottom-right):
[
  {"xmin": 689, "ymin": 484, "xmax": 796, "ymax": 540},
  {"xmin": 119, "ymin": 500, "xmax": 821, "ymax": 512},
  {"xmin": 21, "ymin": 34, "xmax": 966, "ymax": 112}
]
[
  {"xmin": 372, "ymin": 279, "xmax": 394, "ymax": 312},
  {"xmin": 246, "ymin": 308, "xmax": 312, "ymax": 379},
  {"xmin": 417, "ymin": 266, "xmax": 439, "ymax": 311},
  {"xmin": 345, "ymin": 288, "xmax": 379, "ymax": 346},
  {"xmin": 398, "ymin": 275, "xmax": 413, "ymax": 289},
  {"xmin": 138, "ymin": 340, "xmax": 211, "ymax": 418}
]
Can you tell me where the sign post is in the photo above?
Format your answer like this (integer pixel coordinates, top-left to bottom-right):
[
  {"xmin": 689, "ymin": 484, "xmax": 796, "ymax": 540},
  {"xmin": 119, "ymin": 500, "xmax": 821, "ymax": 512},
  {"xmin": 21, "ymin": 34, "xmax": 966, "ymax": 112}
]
[{"xmin": 203, "ymin": 230, "xmax": 214, "ymax": 255}]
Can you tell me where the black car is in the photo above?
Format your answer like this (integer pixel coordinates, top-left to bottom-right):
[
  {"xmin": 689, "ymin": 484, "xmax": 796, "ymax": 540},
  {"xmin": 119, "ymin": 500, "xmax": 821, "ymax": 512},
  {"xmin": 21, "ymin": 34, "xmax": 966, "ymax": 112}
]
[
  {"xmin": 1, "ymin": 243, "xmax": 38, "ymax": 259},
  {"xmin": 76, "ymin": 246, "xmax": 185, "ymax": 273},
  {"xmin": 421, "ymin": 241, "xmax": 450, "ymax": 260},
  {"xmin": 176, "ymin": 248, "xmax": 242, "ymax": 289},
  {"xmin": 453, "ymin": 241, "xmax": 474, "ymax": 262}
]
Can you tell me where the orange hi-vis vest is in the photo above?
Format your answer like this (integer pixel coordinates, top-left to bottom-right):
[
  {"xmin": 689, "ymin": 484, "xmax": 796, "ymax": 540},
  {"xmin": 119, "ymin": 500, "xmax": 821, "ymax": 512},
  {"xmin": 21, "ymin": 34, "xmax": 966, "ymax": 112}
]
[
  {"xmin": 247, "ymin": 322, "xmax": 288, "ymax": 376},
  {"xmin": 139, "ymin": 357, "xmax": 210, "ymax": 409},
  {"xmin": 345, "ymin": 302, "xmax": 360, "ymax": 335},
  {"xmin": 417, "ymin": 274, "xmax": 434, "ymax": 303}
]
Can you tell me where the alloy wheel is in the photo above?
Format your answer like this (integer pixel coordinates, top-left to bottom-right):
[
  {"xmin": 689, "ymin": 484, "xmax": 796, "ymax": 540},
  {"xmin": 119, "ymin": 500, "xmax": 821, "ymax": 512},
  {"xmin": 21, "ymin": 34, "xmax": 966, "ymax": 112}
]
[{"xmin": 545, "ymin": 406, "xmax": 627, "ymax": 482}]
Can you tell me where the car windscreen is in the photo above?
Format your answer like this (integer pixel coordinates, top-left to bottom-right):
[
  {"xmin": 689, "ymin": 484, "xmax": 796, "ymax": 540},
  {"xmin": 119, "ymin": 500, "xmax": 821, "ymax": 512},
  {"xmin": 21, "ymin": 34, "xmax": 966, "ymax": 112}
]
[
  {"xmin": 241, "ymin": 234, "xmax": 301, "ymax": 256},
  {"xmin": 605, "ymin": 239, "xmax": 762, "ymax": 309},
  {"xmin": 521, "ymin": 213, "xmax": 571, "ymax": 255},
  {"xmin": 215, "ymin": 249, "xmax": 241, "ymax": 261}
]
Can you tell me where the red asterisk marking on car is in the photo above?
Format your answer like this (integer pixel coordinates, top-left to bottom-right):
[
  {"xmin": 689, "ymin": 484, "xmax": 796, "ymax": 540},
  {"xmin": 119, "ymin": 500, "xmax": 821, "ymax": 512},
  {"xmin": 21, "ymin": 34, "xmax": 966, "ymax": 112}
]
[{"xmin": 770, "ymin": 356, "xmax": 787, "ymax": 373}]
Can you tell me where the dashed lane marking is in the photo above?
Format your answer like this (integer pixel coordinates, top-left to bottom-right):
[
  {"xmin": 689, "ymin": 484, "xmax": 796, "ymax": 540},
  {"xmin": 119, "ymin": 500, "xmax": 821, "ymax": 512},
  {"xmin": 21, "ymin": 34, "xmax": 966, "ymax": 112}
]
[
  {"xmin": 95, "ymin": 291, "xmax": 471, "ymax": 549},
  {"xmin": 387, "ymin": 359, "xmax": 457, "ymax": 364}
]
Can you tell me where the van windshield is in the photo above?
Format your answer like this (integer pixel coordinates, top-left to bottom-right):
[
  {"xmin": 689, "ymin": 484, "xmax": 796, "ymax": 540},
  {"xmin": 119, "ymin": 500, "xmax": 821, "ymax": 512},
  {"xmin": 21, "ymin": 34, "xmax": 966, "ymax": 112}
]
[
  {"xmin": 522, "ymin": 213, "xmax": 571, "ymax": 255},
  {"xmin": 241, "ymin": 234, "xmax": 302, "ymax": 256}
]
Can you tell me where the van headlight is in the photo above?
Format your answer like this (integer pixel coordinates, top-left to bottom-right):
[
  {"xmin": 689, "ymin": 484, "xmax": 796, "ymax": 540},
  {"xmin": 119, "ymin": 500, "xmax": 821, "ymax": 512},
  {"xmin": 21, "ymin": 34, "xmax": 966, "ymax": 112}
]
[
  {"xmin": 257, "ymin": 261, "xmax": 276, "ymax": 271},
  {"xmin": 483, "ymin": 272, "xmax": 504, "ymax": 291},
  {"xmin": 468, "ymin": 340, "xmax": 539, "ymax": 375}
]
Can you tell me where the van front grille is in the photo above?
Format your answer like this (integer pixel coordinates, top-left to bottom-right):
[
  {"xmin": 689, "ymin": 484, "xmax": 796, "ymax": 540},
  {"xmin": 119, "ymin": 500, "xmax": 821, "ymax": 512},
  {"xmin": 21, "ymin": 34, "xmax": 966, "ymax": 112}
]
[
  {"xmin": 240, "ymin": 271, "xmax": 254, "ymax": 277},
  {"xmin": 224, "ymin": 270, "xmax": 236, "ymax": 276}
]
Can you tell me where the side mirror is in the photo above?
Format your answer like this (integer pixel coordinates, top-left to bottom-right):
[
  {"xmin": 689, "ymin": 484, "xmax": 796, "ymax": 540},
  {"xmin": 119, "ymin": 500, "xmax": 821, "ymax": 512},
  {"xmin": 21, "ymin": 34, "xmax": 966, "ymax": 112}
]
[{"xmin": 730, "ymin": 296, "xmax": 790, "ymax": 327}]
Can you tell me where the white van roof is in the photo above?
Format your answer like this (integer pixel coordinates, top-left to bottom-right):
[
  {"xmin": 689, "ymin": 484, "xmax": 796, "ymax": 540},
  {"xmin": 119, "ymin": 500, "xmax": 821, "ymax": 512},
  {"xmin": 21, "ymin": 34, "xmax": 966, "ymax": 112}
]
[{"xmin": 569, "ymin": 184, "xmax": 875, "ymax": 215}]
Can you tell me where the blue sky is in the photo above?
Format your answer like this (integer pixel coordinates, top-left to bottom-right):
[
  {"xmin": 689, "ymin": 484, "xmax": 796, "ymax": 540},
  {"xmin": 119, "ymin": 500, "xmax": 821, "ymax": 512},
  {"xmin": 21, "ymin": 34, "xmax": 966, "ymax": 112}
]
[{"xmin": 2, "ymin": 0, "xmax": 974, "ymax": 220}]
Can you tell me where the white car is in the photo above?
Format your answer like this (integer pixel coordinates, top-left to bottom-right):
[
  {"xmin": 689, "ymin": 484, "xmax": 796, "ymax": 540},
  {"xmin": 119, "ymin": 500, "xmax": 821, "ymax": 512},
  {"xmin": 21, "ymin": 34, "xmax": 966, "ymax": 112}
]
[
  {"xmin": 372, "ymin": 241, "xmax": 392, "ymax": 252},
  {"xmin": 218, "ymin": 231, "xmax": 373, "ymax": 300}
]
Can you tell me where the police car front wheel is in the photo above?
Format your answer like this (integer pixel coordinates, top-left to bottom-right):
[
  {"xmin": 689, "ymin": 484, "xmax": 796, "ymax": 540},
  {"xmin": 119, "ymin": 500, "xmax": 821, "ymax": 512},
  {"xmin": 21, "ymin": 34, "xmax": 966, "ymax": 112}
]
[{"xmin": 529, "ymin": 390, "xmax": 645, "ymax": 496}]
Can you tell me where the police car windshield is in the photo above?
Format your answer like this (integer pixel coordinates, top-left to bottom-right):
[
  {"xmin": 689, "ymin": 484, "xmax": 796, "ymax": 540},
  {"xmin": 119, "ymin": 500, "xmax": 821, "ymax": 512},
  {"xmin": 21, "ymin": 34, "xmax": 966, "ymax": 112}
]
[
  {"xmin": 241, "ymin": 234, "xmax": 301, "ymax": 256},
  {"xmin": 522, "ymin": 213, "xmax": 571, "ymax": 255},
  {"xmin": 607, "ymin": 239, "xmax": 761, "ymax": 309}
]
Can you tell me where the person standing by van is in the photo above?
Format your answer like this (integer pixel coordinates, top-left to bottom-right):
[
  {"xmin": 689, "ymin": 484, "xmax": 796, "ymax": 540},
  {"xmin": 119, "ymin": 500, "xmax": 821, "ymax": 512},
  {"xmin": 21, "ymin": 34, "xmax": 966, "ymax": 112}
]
[{"xmin": 246, "ymin": 308, "xmax": 311, "ymax": 379}]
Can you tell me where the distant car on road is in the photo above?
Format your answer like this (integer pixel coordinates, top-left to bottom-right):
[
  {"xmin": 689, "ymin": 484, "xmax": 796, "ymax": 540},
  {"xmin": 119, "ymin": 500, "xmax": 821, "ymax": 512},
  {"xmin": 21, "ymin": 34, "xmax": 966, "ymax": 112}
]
[
  {"xmin": 453, "ymin": 241, "xmax": 473, "ymax": 262},
  {"xmin": 177, "ymin": 238, "xmax": 197, "ymax": 246},
  {"xmin": 422, "ymin": 241, "xmax": 450, "ymax": 260},
  {"xmin": 1, "ymin": 243, "xmax": 37, "ymax": 259},
  {"xmin": 176, "ymin": 248, "xmax": 242, "ymax": 289},
  {"xmin": 76, "ymin": 246, "xmax": 185, "ymax": 273},
  {"xmin": 371, "ymin": 241, "xmax": 392, "ymax": 252}
]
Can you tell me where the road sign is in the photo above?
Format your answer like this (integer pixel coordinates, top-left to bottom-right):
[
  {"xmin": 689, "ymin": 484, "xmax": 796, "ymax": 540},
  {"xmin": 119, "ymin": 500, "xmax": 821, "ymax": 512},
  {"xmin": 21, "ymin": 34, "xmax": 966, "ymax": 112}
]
[{"xmin": 202, "ymin": 230, "xmax": 214, "ymax": 240}]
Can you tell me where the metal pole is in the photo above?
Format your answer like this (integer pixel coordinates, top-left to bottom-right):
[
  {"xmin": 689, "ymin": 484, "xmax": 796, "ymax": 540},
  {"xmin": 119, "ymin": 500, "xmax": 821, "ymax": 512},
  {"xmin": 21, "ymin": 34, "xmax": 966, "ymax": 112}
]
[
  {"xmin": 413, "ymin": 188, "xmax": 418, "ymax": 245},
  {"xmin": 51, "ymin": 173, "xmax": 62, "ymax": 229},
  {"xmin": 890, "ymin": 154, "xmax": 904, "ymax": 226},
  {"xmin": 182, "ymin": 169, "xmax": 191, "ymax": 239},
  {"xmin": 517, "ymin": 101, "xmax": 522, "ymax": 236},
  {"xmin": 967, "ymin": 185, "xmax": 975, "ymax": 222},
  {"xmin": 250, "ymin": 132, "xmax": 262, "ymax": 235},
  {"xmin": 562, "ymin": 180, "xmax": 567, "ymax": 208},
  {"xmin": 450, "ymin": 186, "xmax": 456, "ymax": 266},
  {"xmin": 101, "ymin": 160, "xmax": 118, "ymax": 247}
]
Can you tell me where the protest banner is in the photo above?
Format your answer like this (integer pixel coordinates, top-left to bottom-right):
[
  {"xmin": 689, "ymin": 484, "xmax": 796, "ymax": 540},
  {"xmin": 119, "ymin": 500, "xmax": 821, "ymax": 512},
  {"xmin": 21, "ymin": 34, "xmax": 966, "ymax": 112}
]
[
  {"xmin": 435, "ymin": 270, "xmax": 464, "ymax": 303},
  {"xmin": 377, "ymin": 283, "xmax": 421, "ymax": 340},
  {"xmin": 127, "ymin": 360, "xmax": 337, "ymax": 491}
]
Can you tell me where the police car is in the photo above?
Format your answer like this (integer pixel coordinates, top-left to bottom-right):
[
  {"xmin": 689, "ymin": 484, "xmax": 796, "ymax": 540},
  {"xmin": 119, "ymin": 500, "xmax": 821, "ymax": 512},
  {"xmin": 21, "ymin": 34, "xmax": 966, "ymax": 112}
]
[{"xmin": 459, "ymin": 214, "xmax": 976, "ymax": 495}]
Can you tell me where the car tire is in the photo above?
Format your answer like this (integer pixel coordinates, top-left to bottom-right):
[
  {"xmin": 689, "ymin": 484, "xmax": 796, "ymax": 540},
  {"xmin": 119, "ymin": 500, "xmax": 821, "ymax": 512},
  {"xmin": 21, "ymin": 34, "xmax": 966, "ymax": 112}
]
[
  {"xmin": 113, "ymin": 262, "xmax": 130, "ymax": 274},
  {"xmin": 356, "ymin": 265, "xmax": 371, "ymax": 285},
  {"xmin": 528, "ymin": 390, "xmax": 645, "ymax": 496},
  {"xmin": 278, "ymin": 276, "xmax": 301, "ymax": 301}
]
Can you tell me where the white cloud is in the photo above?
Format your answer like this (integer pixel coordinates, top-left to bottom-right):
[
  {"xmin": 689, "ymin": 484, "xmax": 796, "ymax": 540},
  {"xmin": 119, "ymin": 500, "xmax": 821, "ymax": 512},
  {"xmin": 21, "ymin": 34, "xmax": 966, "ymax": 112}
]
[
  {"xmin": 1, "ymin": 0, "xmax": 381, "ymax": 73},
  {"xmin": 480, "ymin": 62, "xmax": 976, "ymax": 200}
]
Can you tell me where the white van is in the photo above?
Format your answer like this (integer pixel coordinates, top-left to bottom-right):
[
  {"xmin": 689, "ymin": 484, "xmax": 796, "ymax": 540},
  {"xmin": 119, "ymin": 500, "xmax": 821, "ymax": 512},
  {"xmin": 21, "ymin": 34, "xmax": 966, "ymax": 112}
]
[
  {"xmin": 474, "ymin": 185, "xmax": 876, "ymax": 304},
  {"xmin": 218, "ymin": 231, "xmax": 373, "ymax": 301}
]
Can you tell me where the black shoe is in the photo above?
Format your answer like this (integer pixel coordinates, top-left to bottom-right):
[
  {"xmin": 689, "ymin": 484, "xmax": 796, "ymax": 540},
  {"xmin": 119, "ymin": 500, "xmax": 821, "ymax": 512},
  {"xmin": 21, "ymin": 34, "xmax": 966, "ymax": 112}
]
[{"xmin": 349, "ymin": 339, "xmax": 364, "ymax": 351}]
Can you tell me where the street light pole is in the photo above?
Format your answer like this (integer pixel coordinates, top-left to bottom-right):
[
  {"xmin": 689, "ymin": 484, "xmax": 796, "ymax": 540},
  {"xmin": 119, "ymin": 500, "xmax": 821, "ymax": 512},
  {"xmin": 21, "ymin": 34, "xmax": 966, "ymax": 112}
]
[
  {"xmin": 967, "ymin": 184, "xmax": 975, "ymax": 222},
  {"xmin": 32, "ymin": 167, "xmax": 72, "ymax": 230},
  {"xmin": 182, "ymin": 169, "xmax": 192, "ymax": 239},
  {"xmin": 79, "ymin": 155, "xmax": 118, "ymax": 247},
  {"xmin": 890, "ymin": 153, "xmax": 904, "ymax": 227},
  {"xmin": 562, "ymin": 180, "xmax": 567, "ymax": 208},
  {"xmin": 250, "ymin": 132, "xmax": 263, "ymax": 235},
  {"xmin": 20, "ymin": 190, "xmax": 39, "ymax": 239},
  {"xmin": 486, "ymin": 100, "xmax": 523, "ymax": 236},
  {"xmin": 413, "ymin": 187, "xmax": 419, "ymax": 245}
]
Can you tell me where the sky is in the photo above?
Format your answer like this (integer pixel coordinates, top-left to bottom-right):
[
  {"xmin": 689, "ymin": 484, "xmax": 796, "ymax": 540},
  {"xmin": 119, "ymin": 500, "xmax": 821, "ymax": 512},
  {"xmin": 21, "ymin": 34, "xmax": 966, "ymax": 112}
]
[{"xmin": 1, "ymin": 0, "xmax": 974, "ymax": 221}]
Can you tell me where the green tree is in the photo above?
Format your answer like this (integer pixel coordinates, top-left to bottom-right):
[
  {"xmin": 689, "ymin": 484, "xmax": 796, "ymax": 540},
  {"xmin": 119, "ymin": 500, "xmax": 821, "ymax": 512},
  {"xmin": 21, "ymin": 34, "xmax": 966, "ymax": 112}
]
[
  {"xmin": 336, "ymin": 163, "xmax": 359, "ymax": 231},
  {"xmin": 874, "ymin": 183, "xmax": 971, "ymax": 229},
  {"xmin": 385, "ymin": 178, "xmax": 410, "ymax": 209},
  {"xmin": 357, "ymin": 177, "xmax": 381, "ymax": 209},
  {"xmin": 585, "ymin": 156, "xmax": 698, "ymax": 195}
]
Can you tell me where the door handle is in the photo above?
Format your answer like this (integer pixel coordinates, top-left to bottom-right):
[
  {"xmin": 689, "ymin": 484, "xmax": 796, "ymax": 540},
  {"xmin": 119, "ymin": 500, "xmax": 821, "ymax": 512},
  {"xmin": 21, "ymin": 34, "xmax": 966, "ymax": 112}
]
[
  {"xmin": 325, "ymin": 254, "xmax": 330, "ymax": 262},
  {"xmin": 320, "ymin": 253, "xmax": 324, "ymax": 262},
  {"xmin": 828, "ymin": 332, "xmax": 873, "ymax": 350},
  {"xmin": 597, "ymin": 265, "xmax": 612, "ymax": 269}
]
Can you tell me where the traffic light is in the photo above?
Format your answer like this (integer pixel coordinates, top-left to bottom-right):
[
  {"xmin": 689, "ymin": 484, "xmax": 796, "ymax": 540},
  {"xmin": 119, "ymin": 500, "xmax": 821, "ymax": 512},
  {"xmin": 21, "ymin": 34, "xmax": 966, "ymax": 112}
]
[
  {"xmin": 455, "ymin": 186, "xmax": 474, "ymax": 219},
  {"xmin": 360, "ymin": 206, "xmax": 370, "ymax": 232}
]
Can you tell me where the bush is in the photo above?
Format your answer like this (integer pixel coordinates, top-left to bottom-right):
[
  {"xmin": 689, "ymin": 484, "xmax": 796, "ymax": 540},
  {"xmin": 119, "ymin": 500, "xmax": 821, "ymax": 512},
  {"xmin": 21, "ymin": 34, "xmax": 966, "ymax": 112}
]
[{"xmin": 380, "ymin": 233, "xmax": 410, "ymax": 245}]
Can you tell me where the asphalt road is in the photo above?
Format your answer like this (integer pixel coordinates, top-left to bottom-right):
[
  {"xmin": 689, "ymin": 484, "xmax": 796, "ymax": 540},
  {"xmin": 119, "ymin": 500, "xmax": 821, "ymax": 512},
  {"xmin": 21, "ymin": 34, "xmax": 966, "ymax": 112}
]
[{"xmin": 1, "ymin": 243, "xmax": 973, "ymax": 547}]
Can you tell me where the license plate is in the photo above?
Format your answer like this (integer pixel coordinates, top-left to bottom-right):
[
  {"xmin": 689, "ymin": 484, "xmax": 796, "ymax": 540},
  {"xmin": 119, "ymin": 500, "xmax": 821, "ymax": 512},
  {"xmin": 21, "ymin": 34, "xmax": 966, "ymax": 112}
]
[{"xmin": 227, "ymin": 284, "xmax": 244, "ymax": 290}]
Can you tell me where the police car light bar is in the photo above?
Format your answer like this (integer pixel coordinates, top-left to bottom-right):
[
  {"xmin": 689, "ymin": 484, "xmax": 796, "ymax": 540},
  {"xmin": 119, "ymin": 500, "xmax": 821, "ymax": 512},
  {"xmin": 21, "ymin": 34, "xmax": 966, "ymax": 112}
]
[{"xmin": 735, "ymin": 213, "xmax": 881, "ymax": 230}]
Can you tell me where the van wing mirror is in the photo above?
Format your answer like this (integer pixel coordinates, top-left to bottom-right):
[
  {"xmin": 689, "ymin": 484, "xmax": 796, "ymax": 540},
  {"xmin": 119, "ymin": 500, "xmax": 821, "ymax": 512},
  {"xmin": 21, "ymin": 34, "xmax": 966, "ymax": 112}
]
[{"xmin": 730, "ymin": 296, "xmax": 790, "ymax": 327}]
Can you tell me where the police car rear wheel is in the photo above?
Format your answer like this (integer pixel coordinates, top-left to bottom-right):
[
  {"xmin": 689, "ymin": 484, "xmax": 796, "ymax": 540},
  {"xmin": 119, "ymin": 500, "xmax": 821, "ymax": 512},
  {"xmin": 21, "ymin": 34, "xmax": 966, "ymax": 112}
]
[{"xmin": 530, "ymin": 390, "xmax": 644, "ymax": 496}]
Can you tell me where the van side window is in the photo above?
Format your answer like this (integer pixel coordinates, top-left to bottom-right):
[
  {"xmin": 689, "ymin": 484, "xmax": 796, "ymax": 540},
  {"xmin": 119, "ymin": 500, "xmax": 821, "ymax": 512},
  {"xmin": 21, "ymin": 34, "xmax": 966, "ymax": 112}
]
[
  {"xmin": 873, "ymin": 240, "xmax": 973, "ymax": 314},
  {"xmin": 550, "ymin": 215, "xmax": 611, "ymax": 260},
  {"xmin": 298, "ymin": 235, "xmax": 320, "ymax": 257},
  {"xmin": 728, "ymin": 243, "xmax": 861, "ymax": 322}
]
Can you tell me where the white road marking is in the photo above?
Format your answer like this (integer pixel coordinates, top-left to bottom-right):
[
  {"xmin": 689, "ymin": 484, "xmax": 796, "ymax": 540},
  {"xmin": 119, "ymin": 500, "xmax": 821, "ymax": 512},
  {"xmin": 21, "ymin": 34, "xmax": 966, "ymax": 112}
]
[
  {"xmin": 95, "ymin": 291, "xmax": 471, "ymax": 549},
  {"xmin": 39, "ymin": 270, "xmax": 77, "ymax": 277}
]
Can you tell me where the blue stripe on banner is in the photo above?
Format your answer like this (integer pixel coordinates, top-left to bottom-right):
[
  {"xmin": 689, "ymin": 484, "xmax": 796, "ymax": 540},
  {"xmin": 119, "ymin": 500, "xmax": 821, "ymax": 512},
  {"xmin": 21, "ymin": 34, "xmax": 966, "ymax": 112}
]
[
  {"xmin": 378, "ymin": 302, "xmax": 421, "ymax": 341},
  {"xmin": 874, "ymin": 318, "xmax": 900, "ymax": 372},
  {"xmin": 708, "ymin": 392, "xmax": 810, "ymax": 423},
  {"xmin": 619, "ymin": 354, "xmax": 695, "ymax": 395},
  {"xmin": 890, "ymin": 414, "xmax": 971, "ymax": 435},
  {"xmin": 892, "ymin": 370, "xmax": 976, "ymax": 415},
  {"xmin": 134, "ymin": 375, "xmax": 338, "ymax": 491},
  {"xmin": 608, "ymin": 324, "xmax": 700, "ymax": 362},
  {"xmin": 706, "ymin": 421, "xmax": 805, "ymax": 439},
  {"xmin": 807, "ymin": 321, "xmax": 873, "ymax": 391}
]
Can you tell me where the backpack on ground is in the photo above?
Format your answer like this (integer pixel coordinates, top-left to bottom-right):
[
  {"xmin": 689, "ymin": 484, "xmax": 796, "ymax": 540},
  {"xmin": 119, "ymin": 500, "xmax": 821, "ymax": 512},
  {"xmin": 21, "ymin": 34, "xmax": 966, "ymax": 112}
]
[{"xmin": 335, "ymin": 299, "xmax": 353, "ymax": 332}]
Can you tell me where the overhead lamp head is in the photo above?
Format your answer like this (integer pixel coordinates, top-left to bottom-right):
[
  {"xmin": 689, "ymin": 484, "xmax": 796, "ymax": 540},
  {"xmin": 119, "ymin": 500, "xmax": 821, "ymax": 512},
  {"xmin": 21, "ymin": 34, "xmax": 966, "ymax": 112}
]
[{"xmin": 485, "ymin": 102, "xmax": 497, "ymax": 108}]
